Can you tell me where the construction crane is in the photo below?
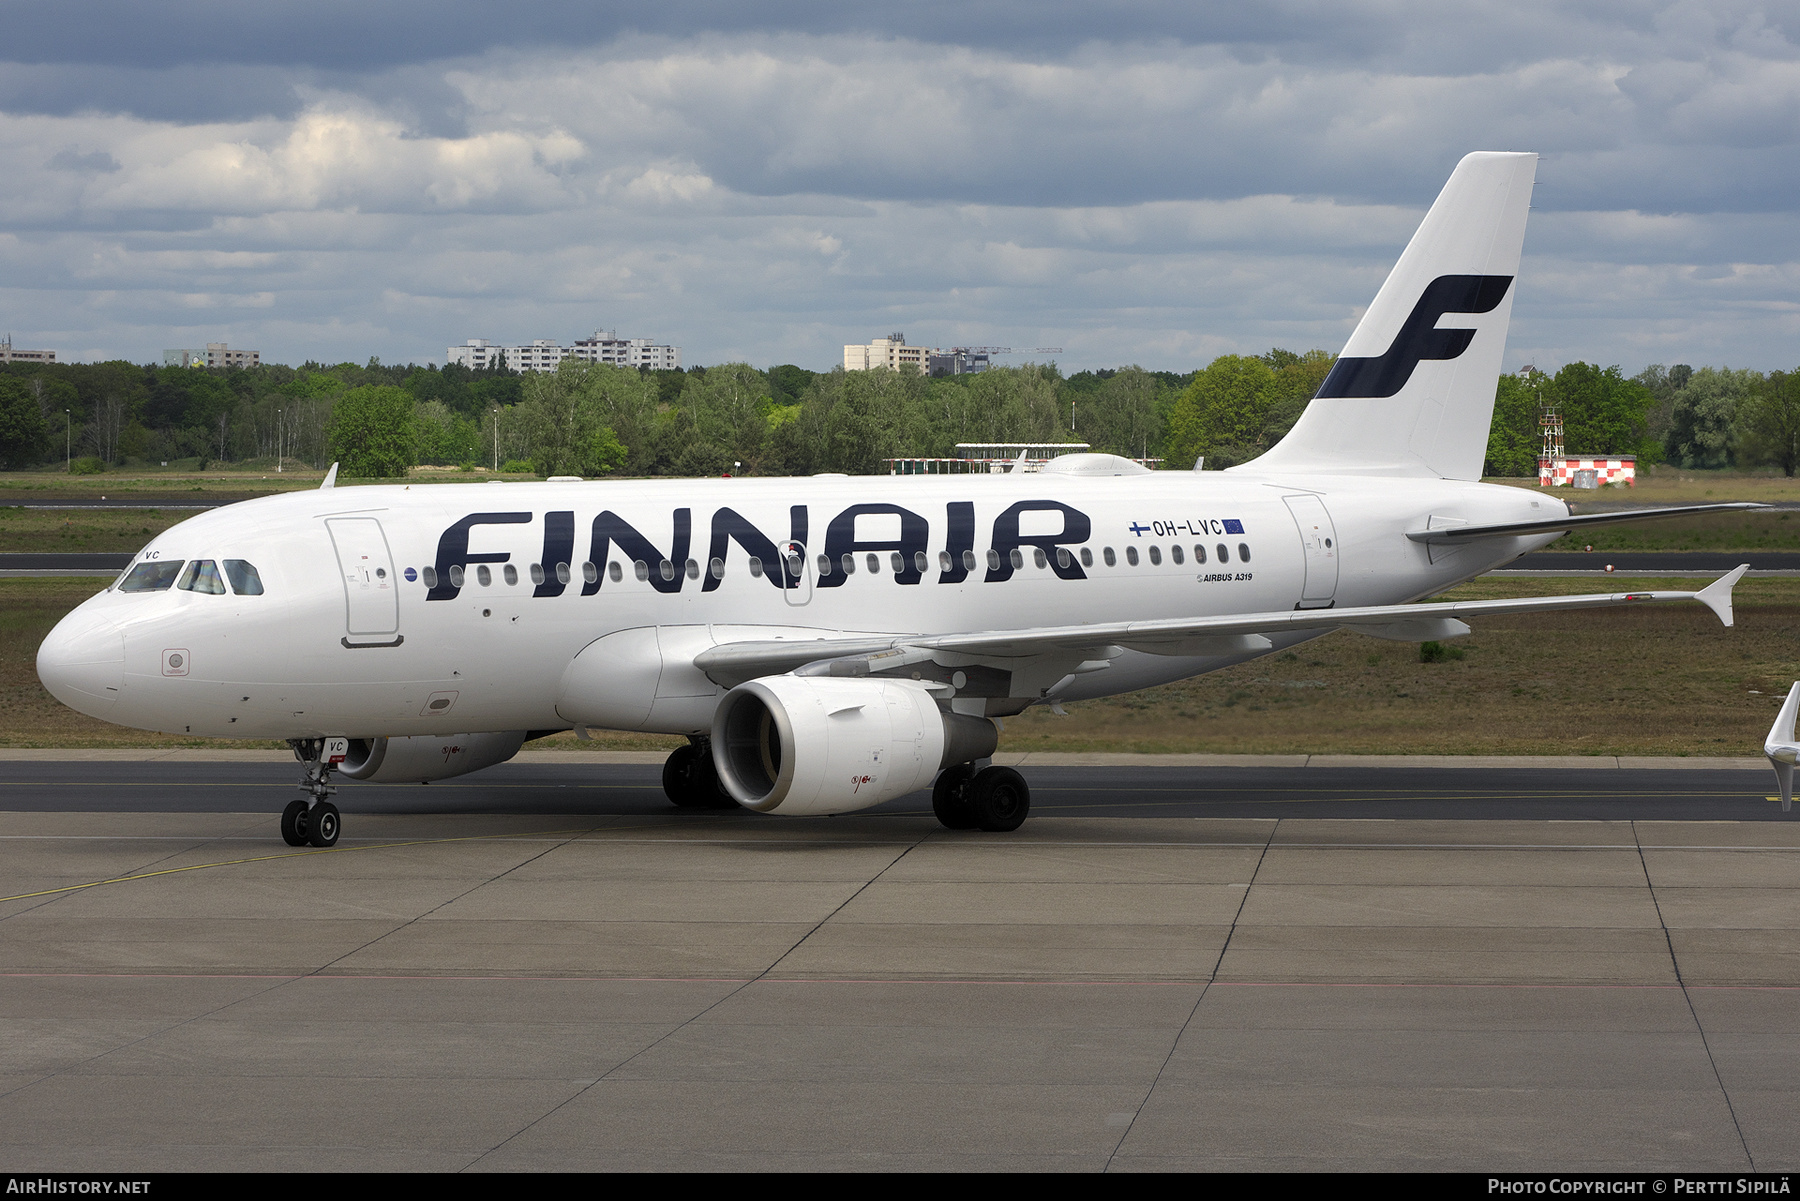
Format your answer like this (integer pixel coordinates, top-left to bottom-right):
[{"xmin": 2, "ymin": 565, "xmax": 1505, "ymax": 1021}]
[{"xmin": 949, "ymin": 346, "xmax": 1063, "ymax": 355}]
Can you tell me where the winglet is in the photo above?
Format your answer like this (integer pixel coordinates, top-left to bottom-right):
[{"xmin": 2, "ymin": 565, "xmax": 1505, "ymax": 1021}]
[
  {"xmin": 1010, "ymin": 448, "xmax": 1030, "ymax": 473},
  {"xmin": 320, "ymin": 462, "xmax": 339, "ymax": 490},
  {"xmin": 1765, "ymin": 681, "xmax": 1800, "ymax": 812},
  {"xmin": 1694, "ymin": 564, "xmax": 1748, "ymax": 627}
]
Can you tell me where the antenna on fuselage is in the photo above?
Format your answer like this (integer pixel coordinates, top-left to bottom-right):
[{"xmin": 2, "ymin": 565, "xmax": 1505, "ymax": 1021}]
[{"xmin": 320, "ymin": 462, "xmax": 339, "ymax": 490}]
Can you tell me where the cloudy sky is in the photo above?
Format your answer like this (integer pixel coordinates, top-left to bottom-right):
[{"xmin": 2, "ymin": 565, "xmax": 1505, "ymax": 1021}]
[{"xmin": 1, "ymin": 1, "xmax": 1796, "ymax": 374}]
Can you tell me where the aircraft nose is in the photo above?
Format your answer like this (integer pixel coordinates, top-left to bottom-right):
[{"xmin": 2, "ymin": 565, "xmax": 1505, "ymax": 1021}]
[{"xmin": 37, "ymin": 606, "xmax": 125, "ymax": 719}]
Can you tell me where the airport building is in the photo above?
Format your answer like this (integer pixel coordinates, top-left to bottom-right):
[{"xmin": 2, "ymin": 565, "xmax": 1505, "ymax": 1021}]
[
  {"xmin": 162, "ymin": 343, "xmax": 260, "ymax": 369},
  {"xmin": 0, "ymin": 336, "xmax": 55, "ymax": 364},
  {"xmin": 883, "ymin": 442, "xmax": 1163, "ymax": 474},
  {"xmin": 448, "ymin": 332, "xmax": 681, "ymax": 373}
]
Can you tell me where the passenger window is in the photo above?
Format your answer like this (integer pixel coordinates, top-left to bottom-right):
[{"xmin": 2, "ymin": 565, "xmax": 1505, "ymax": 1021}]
[
  {"xmin": 119, "ymin": 560, "xmax": 184, "ymax": 592},
  {"xmin": 555, "ymin": 562, "xmax": 570, "ymax": 585},
  {"xmin": 986, "ymin": 549, "xmax": 1001, "ymax": 571},
  {"xmin": 710, "ymin": 557, "xmax": 725, "ymax": 579},
  {"xmin": 422, "ymin": 565, "xmax": 439, "ymax": 588},
  {"xmin": 529, "ymin": 563, "xmax": 545, "ymax": 585},
  {"xmin": 177, "ymin": 560, "xmax": 227, "ymax": 594},
  {"xmin": 962, "ymin": 549, "xmax": 977, "ymax": 572},
  {"xmin": 1148, "ymin": 546, "xmax": 1162, "ymax": 566},
  {"xmin": 222, "ymin": 560, "xmax": 264, "ymax": 595},
  {"xmin": 817, "ymin": 554, "xmax": 832, "ymax": 576},
  {"xmin": 889, "ymin": 551, "xmax": 903, "ymax": 574},
  {"xmin": 503, "ymin": 564, "xmax": 519, "ymax": 586},
  {"xmin": 841, "ymin": 553, "xmax": 856, "ymax": 575},
  {"xmin": 449, "ymin": 565, "xmax": 465, "ymax": 587},
  {"xmin": 635, "ymin": 560, "xmax": 650, "ymax": 582},
  {"xmin": 1034, "ymin": 548, "xmax": 1048, "ymax": 569},
  {"xmin": 1103, "ymin": 547, "xmax": 1116, "ymax": 567},
  {"xmin": 748, "ymin": 556, "xmax": 765, "ymax": 578},
  {"xmin": 1171, "ymin": 545, "xmax": 1184, "ymax": 565},
  {"xmin": 1056, "ymin": 548, "xmax": 1071, "ymax": 569},
  {"xmin": 867, "ymin": 552, "xmax": 880, "ymax": 574},
  {"xmin": 1080, "ymin": 547, "xmax": 1093, "ymax": 567},
  {"xmin": 939, "ymin": 551, "xmax": 952, "ymax": 572},
  {"xmin": 1239, "ymin": 543, "xmax": 1251, "ymax": 562},
  {"xmin": 477, "ymin": 565, "xmax": 492, "ymax": 587},
  {"xmin": 685, "ymin": 559, "xmax": 700, "ymax": 580},
  {"xmin": 610, "ymin": 562, "xmax": 624, "ymax": 583},
  {"xmin": 1194, "ymin": 544, "xmax": 1206, "ymax": 564},
  {"xmin": 1126, "ymin": 546, "xmax": 1139, "ymax": 566},
  {"xmin": 582, "ymin": 562, "xmax": 598, "ymax": 584},
  {"xmin": 1010, "ymin": 548, "xmax": 1025, "ymax": 570},
  {"xmin": 1217, "ymin": 544, "xmax": 1230, "ymax": 564},
  {"xmin": 914, "ymin": 550, "xmax": 928, "ymax": 573},
  {"xmin": 659, "ymin": 560, "xmax": 676, "ymax": 581}
]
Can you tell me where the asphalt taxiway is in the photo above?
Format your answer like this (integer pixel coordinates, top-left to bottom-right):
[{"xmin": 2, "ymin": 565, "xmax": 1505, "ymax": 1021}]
[{"xmin": 2, "ymin": 754, "xmax": 1796, "ymax": 1171}]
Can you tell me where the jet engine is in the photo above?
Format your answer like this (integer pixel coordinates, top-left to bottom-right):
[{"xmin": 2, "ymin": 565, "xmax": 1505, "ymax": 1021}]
[
  {"xmin": 712, "ymin": 676, "xmax": 998, "ymax": 816},
  {"xmin": 338, "ymin": 731, "xmax": 528, "ymax": 783}
]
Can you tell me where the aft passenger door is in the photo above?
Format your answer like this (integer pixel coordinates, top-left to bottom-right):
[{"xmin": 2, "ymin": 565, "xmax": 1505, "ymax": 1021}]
[
  {"xmin": 327, "ymin": 517, "xmax": 402, "ymax": 646},
  {"xmin": 1282, "ymin": 494, "xmax": 1339, "ymax": 609}
]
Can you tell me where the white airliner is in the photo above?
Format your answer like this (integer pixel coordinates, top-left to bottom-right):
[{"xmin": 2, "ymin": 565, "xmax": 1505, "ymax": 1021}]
[{"xmin": 38, "ymin": 151, "xmax": 1757, "ymax": 846}]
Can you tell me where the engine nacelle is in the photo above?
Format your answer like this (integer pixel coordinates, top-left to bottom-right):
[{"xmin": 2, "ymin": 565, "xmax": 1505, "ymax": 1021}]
[
  {"xmin": 712, "ymin": 676, "xmax": 998, "ymax": 816},
  {"xmin": 338, "ymin": 731, "xmax": 528, "ymax": 783}
]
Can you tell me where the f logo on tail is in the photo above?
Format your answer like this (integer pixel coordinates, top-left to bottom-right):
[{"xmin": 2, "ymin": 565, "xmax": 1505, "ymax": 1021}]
[{"xmin": 1316, "ymin": 274, "xmax": 1514, "ymax": 399}]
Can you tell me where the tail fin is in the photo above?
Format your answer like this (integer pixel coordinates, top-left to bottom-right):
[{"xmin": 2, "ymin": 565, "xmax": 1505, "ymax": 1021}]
[{"xmin": 1246, "ymin": 151, "xmax": 1538, "ymax": 480}]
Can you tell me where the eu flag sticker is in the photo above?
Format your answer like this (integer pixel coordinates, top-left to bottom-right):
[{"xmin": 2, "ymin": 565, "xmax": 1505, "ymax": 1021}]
[{"xmin": 1223, "ymin": 519, "xmax": 1244, "ymax": 534}]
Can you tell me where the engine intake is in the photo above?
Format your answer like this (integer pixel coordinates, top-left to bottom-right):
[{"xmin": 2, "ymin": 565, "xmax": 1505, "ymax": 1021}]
[
  {"xmin": 338, "ymin": 731, "xmax": 528, "ymax": 783},
  {"xmin": 713, "ymin": 676, "xmax": 998, "ymax": 815}
]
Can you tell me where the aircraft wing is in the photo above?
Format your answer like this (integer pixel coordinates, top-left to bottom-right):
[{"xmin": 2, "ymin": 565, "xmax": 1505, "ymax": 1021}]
[{"xmin": 694, "ymin": 565, "xmax": 1749, "ymax": 686}]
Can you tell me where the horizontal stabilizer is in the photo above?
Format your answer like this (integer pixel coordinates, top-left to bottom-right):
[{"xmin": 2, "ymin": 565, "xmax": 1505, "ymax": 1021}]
[{"xmin": 1406, "ymin": 503, "xmax": 1769, "ymax": 543}]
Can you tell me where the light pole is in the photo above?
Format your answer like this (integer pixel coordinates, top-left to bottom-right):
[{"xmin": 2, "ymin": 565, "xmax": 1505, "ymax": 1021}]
[
  {"xmin": 493, "ymin": 408, "xmax": 500, "ymax": 473},
  {"xmin": 276, "ymin": 408, "xmax": 283, "ymax": 473},
  {"xmin": 63, "ymin": 410, "xmax": 70, "ymax": 473}
]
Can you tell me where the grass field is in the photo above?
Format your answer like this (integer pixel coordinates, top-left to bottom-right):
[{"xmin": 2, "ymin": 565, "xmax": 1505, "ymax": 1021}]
[{"xmin": 6, "ymin": 573, "xmax": 1795, "ymax": 756}]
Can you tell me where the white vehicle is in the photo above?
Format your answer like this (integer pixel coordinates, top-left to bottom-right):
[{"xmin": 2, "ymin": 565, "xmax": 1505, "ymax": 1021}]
[{"xmin": 38, "ymin": 152, "xmax": 1757, "ymax": 846}]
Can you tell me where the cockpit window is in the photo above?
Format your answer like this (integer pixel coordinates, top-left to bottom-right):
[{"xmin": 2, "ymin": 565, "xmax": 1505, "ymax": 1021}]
[
  {"xmin": 177, "ymin": 560, "xmax": 227, "ymax": 594},
  {"xmin": 118, "ymin": 560, "xmax": 184, "ymax": 592},
  {"xmin": 222, "ymin": 560, "xmax": 264, "ymax": 595}
]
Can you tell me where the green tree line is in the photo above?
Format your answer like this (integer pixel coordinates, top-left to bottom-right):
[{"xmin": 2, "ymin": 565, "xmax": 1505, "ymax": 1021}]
[{"xmin": 4, "ymin": 351, "xmax": 1798, "ymax": 478}]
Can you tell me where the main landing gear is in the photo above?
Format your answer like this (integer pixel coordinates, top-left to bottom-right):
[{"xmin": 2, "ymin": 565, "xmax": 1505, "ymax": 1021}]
[
  {"xmin": 932, "ymin": 763, "xmax": 1030, "ymax": 832},
  {"xmin": 282, "ymin": 738, "xmax": 342, "ymax": 848},
  {"xmin": 662, "ymin": 738, "xmax": 740, "ymax": 810}
]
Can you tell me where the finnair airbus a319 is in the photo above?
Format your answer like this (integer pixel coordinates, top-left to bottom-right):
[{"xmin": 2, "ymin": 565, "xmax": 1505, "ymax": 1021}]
[{"xmin": 38, "ymin": 152, "xmax": 1758, "ymax": 846}]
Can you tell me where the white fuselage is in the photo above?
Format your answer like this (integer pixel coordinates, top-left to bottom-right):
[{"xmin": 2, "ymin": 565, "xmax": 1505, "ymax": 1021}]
[{"xmin": 38, "ymin": 469, "xmax": 1563, "ymax": 742}]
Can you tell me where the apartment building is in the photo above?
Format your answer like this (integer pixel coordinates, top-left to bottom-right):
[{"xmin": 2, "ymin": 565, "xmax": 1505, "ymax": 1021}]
[
  {"xmin": 162, "ymin": 343, "xmax": 260, "ymax": 369},
  {"xmin": 448, "ymin": 332, "xmax": 681, "ymax": 373},
  {"xmin": 0, "ymin": 336, "xmax": 55, "ymax": 364},
  {"xmin": 844, "ymin": 333, "xmax": 932, "ymax": 373}
]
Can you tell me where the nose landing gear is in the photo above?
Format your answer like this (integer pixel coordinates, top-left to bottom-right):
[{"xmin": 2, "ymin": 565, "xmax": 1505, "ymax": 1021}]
[{"xmin": 283, "ymin": 739, "xmax": 343, "ymax": 847}]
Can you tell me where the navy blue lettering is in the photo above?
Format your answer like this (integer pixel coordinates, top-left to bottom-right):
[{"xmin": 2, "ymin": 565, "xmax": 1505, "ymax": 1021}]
[
  {"xmin": 938, "ymin": 501, "xmax": 975, "ymax": 583},
  {"xmin": 1315, "ymin": 274, "xmax": 1513, "ymax": 399},
  {"xmin": 819, "ymin": 503, "xmax": 928, "ymax": 588},
  {"xmin": 703, "ymin": 506, "xmax": 808, "ymax": 592},
  {"xmin": 533, "ymin": 511, "xmax": 574, "ymax": 598},
  {"xmin": 581, "ymin": 509, "xmax": 691, "ymax": 595},
  {"xmin": 428, "ymin": 512, "xmax": 530, "ymax": 601},
  {"xmin": 986, "ymin": 501, "xmax": 1091, "ymax": 582}
]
